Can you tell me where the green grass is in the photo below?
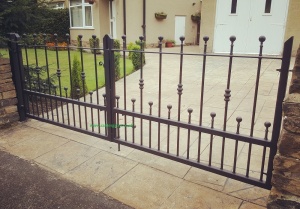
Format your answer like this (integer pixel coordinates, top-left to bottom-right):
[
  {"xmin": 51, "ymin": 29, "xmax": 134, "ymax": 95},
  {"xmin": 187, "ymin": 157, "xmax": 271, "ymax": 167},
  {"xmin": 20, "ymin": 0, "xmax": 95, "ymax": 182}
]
[{"xmin": 0, "ymin": 48, "xmax": 134, "ymax": 95}]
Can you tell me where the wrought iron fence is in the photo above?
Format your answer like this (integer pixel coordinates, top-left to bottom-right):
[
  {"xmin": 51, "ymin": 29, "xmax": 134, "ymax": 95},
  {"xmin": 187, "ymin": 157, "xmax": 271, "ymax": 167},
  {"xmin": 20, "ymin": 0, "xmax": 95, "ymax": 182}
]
[{"xmin": 8, "ymin": 33, "xmax": 293, "ymax": 189}]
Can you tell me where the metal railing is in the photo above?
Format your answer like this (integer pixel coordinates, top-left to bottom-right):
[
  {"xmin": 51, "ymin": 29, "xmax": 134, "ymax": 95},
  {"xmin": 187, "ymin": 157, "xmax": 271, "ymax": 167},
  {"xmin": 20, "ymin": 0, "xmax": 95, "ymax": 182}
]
[{"xmin": 8, "ymin": 33, "xmax": 293, "ymax": 189}]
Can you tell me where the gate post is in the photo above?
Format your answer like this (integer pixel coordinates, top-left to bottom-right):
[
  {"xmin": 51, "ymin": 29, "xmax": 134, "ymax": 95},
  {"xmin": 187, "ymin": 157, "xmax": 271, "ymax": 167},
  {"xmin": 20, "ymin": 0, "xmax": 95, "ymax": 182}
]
[
  {"xmin": 7, "ymin": 33, "xmax": 27, "ymax": 121},
  {"xmin": 266, "ymin": 37, "xmax": 293, "ymax": 188},
  {"xmin": 103, "ymin": 35, "xmax": 116, "ymax": 140}
]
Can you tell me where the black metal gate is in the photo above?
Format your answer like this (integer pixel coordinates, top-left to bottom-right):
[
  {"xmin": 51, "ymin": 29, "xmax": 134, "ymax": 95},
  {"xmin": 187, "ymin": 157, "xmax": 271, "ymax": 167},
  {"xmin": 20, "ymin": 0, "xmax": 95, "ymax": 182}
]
[{"xmin": 8, "ymin": 33, "xmax": 293, "ymax": 189}]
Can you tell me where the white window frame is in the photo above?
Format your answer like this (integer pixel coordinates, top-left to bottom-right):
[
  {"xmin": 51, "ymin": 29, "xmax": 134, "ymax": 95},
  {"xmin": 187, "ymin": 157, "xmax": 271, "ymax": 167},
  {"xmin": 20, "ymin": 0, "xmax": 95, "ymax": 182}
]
[
  {"xmin": 69, "ymin": 0, "xmax": 94, "ymax": 29},
  {"xmin": 48, "ymin": 2, "xmax": 65, "ymax": 9}
]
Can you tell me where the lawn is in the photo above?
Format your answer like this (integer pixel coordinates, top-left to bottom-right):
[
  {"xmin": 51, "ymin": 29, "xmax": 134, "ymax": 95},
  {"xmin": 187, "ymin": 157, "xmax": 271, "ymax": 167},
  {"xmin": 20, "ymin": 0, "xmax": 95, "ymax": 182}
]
[{"xmin": 0, "ymin": 48, "xmax": 134, "ymax": 96}]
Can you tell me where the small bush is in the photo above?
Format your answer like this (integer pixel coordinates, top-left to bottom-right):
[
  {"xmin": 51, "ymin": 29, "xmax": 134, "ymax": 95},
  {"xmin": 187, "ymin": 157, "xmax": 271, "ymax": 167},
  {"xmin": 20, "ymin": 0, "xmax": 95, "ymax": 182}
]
[
  {"xmin": 127, "ymin": 42, "xmax": 135, "ymax": 60},
  {"xmin": 24, "ymin": 65, "xmax": 57, "ymax": 95},
  {"xmin": 131, "ymin": 44, "xmax": 146, "ymax": 70},
  {"xmin": 70, "ymin": 55, "xmax": 88, "ymax": 98},
  {"xmin": 89, "ymin": 37, "xmax": 101, "ymax": 54}
]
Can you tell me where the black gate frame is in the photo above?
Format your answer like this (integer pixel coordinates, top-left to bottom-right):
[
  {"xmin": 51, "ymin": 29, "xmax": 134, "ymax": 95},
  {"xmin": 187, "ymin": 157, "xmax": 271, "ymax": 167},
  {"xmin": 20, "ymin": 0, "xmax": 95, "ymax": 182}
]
[{"xmin": 8, "ymin": 33, "xmax": 293, "ymax": 189}]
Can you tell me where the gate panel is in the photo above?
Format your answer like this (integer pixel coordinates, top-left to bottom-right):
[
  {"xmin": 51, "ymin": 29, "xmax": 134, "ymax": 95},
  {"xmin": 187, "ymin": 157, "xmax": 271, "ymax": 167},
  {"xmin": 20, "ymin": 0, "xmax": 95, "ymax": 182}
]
[{"xmin": 8, "ymin": 33, "xmax": 109, "ymax": 140}]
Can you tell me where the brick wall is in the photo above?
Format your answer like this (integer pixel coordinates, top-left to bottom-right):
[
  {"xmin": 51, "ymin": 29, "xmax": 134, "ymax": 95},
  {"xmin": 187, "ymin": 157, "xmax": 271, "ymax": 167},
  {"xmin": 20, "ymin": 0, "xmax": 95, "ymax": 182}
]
[
  {"xmin": 0, "ymin": 58, "xmax": 19, "ymax": 127},
  {"xmin": 267, "ymin": 46, "xmax": 300, "ymax": 208}
]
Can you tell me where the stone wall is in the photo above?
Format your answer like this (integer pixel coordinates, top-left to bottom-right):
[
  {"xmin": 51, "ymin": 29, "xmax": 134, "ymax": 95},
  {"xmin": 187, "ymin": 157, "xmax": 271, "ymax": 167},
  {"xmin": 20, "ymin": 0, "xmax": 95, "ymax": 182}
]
[
  {"xmin": 267, "ymin": 46, "xmax": 300, "ymax": 208},
  {"xmin": 0, "ymin": 58, "xmax": 19, "ymax": 128}
]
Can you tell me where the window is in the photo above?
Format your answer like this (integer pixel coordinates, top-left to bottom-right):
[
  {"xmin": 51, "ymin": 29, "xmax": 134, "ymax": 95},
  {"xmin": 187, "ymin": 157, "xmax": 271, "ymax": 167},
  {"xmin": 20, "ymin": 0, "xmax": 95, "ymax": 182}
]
[
  {"xmin": 265, "ymin": 0, "xmax": 272, "ymax": 13},
  {"xmin": 231, "ymin": 0, "xmax": 237, "ymax": 14},
  {"xmin": 48, "ymin": 2, "xmax": 64, "ymax": 9},
  {"xmin": 69, "ymin": 0, "xmax": 93, "ymax": 28}
]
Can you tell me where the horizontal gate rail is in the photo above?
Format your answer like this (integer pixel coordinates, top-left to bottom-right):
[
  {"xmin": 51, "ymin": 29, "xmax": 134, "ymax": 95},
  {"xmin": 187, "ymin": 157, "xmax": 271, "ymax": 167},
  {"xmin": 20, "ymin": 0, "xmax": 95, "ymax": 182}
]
[
  {"xmin": 114, "ymin": 108, "xmax": 271, "ymax": 147},
  {"xmin": 24, "ymin": 90, "xmax": 107, "ymax": 111}
]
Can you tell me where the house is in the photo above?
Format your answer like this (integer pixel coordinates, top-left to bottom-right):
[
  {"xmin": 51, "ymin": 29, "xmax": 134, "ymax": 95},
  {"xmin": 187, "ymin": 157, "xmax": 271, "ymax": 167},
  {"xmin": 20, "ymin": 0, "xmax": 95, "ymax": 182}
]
[
  {"xmin": 67, "ymin": 0, "xmax": 202, "ymax": 47},
  {"xmin": 199, "ymin": 0, "xmax": 300, "ymax": 55}
]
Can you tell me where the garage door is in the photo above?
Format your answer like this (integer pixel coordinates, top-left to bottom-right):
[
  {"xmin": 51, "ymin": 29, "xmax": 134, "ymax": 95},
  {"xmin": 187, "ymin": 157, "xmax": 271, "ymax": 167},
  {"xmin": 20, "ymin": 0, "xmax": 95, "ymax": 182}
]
[{"xmin": 213, "ymin": 0, "xmax": 289, "ymax": 55}]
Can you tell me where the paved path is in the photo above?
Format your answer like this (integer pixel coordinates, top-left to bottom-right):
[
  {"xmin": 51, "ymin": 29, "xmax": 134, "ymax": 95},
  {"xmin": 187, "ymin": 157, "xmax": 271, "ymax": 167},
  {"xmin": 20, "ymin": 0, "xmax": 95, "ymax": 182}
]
[
  {"xmin": 0, "ymin": 150, "xmax": 132, "ymax": 209},
  {"xmin": 0, "ymin": 46, "xmax": 295, "ymax": 208}
]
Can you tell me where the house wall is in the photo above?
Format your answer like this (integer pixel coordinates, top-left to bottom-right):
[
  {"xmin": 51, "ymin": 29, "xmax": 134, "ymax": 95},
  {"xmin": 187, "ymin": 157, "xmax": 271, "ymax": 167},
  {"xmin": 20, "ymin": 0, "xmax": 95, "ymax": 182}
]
[
  {"xmin": 116, "ymin": 0, "xmax": 201, "ymax": 47},
  {"xmin": 284, "ymin": 0, "xmax": 300, "ymax": 56},
  {"xmin": 199, "ymin": 0, "xmax": 216, "ymax": 52}
]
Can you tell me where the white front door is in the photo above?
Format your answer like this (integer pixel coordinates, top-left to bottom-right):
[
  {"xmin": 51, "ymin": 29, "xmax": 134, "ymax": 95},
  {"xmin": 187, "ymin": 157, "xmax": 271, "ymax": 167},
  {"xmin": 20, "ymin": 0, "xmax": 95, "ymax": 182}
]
[
  {"xmin": 109, "ymin": 0, "xmax": 117, "ymax": 39},
  {"xmin": 175, "ymin": 16, "xmax": 186, "ymax": 45},
  {"xmin": 213, "ymin": 0, "xmax": 289, "ymax": 55}
]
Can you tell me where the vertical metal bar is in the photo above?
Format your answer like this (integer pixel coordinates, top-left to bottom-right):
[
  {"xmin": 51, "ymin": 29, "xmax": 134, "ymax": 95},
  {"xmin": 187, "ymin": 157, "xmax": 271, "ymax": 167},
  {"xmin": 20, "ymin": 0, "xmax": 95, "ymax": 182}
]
[
  {"xmin": 33, "ymin": 81, "xmax": 39, "ymax": 116},
  {"xmin": 66, "ymin": 34, "xmax": 73, "ymax": 99},
  {"xmin": 132, "ymin": 98, "xmax": 136, "ymax": 143},
  {"xmin": 197, "ymin": 36, "xmax": 209, "ymax": 163},
  {"xmin": 103, "ymin": 93, "xmax": 107, "ymax": 135},
  {"xmin": 103, "ymin": 34, "xmax": 116, "ymax": 141},
  {"xmin": 247, "ymin": 36, "xmax": 266, "ymax": 177},
  {"xmin": 36, "ymin": 68, "xmax": 44, "ymax": 118},
  {"xmin": 266, "ymin": 36, "xmax": 293, "ymax": 188},
  {"xmin": 7, "ymin": 33, "xmax": 27, "ymax": 121},
  {"xmin": 157, "ymin": 36, "xmax": 163, "ymax": 151},
  {"xmin": 33, "ymin": 34, "xmax": 39, "ymax": 68},
  {"xmin": 43, "ymin": 83, "xmax": 49, "ymax": 119},
  {"xmin": 148, "ymin": 101, "xmax": 153, "ymax": 148},
  {"xmin": 65, "ymin": 87, "xmax": 70, "ymax": 125},
  {"xmin": 233, "ymin": 117, "xmax": 242, "ymax": 173},
  {"xmin": 209, "ymin": 112, "xmax": 216, "ymax": 166},
  {"xmin": 77, "ymin": 89, "xmax": 81, "ymax": 128},
  {"xmin": 92, "ymin": 35, "xmax": 101, "ymax": 134},
  {"xmin": 43, "ymin": 34, "xmax": 53, "ymax": 120},
  {"xmin": 221, "ymin": 36, "xmax": 236, "ymax": 170},
  {"xmin": 261, "ymin": 121, "xmax": 271, "ymax": 181},
  {"xmin": 89, "ymin": 91, "xmax": 94, "ymax": 132},
  {"xmin": 116, "ymin": 95, "xmax": 120, "ymax": 151},
  {"xmin": 78, "ymin": 35, "xmax": 88, "ymax": 130},
  {"xmin": 167, "ymin": 105, "xmax": 172, "ymax": 154},
  {"xmin": 122, "ymin": 35, "xmax": 128, "ymax": 141},
  {"xmin": 139, "ymin": 36, "xmax": 144, "ymax": 146},
  {"xmin": 187, "ymin": 108, "xmax": 193, "ymax": 159},
  {"xmin": 57, "ymin": 68, "xmax": 64, "ymax": 123},
  {"xmin": 54, "ymin": 85, "xmax": 59, "ymax": 122},
  {"xmin": 22, "ymin": 34, "xmax": 30, "ymax": 115},
  {"xmin": 176, "ymin": 36, "xmax": 185, "ymax": 156},
  {"xmin": 221, "ymin": 89, "xmax": 231, "ymax": 169}
]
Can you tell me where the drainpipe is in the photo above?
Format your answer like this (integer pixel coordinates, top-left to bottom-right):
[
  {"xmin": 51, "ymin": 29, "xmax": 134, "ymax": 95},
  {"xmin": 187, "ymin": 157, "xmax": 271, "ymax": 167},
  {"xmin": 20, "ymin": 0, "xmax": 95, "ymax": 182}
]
[
  {"xmin": 123, "ymin": 0, "xmax": 127, "ymax": 45},
  {"xmin": 142, "ymin": 0, "xmax": 146, "ymax": 41}
]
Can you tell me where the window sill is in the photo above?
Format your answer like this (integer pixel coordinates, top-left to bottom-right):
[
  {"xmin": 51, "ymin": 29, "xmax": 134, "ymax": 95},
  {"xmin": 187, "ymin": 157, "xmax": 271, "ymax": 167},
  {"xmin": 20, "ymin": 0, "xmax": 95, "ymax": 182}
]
[{"xmin": 70, "ymin": 27, "xmax": 95, "ymax": 30}]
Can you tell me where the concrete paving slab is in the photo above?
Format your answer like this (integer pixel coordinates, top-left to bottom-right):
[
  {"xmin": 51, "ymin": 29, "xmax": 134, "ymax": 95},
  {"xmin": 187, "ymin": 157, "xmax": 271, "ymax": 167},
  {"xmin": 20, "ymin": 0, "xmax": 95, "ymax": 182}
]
[
  {"xmin": 5, "ymin": 132, "xmax": 69, "ymax": 160},
  {"xmin": 104, "ymin": 164, "xmax": 183, "ymax": 209},
  {"xmin": 159, "ymin": 180, "xmax": 242, "ymax": 209},
  {"xmin": 35, "ymin": 141, "xmax": 100, "ymax": 174},
  {"xmin": 65, "ymin": 151, "xmax": 138, "ymax": 192}
]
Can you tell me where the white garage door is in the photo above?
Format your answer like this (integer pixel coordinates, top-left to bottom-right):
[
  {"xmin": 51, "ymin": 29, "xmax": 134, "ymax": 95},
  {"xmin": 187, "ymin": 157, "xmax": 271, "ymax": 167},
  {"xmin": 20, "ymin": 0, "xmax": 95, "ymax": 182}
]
[{"xmin": 213, "ymin": 0, "xmax": 289, "ymax": 55}]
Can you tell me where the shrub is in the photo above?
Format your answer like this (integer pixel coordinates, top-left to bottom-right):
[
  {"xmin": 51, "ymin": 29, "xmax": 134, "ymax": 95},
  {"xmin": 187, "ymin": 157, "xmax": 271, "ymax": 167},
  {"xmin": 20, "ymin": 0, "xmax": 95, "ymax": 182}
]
[
  {"xmin": 127, "ymin": 42, "xmax": 135, "ymax": 60},
  {"xmin": 70, "ymin": 55, "xmax": 88, "ymax": 98},
  {"xmin": 89, "ymin": 37, "xmax": 101, "ymax": 54},
  {"xmin": 24, "ymin": 65, "xmax": 57, "ymax": 95},
  {"xmin": 130, "ymin": 44, "xmax": 146, "ymax": 70},
  {"xmin": 114, "ymin": 39, "xmax": 121, "ymax": 80}
]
